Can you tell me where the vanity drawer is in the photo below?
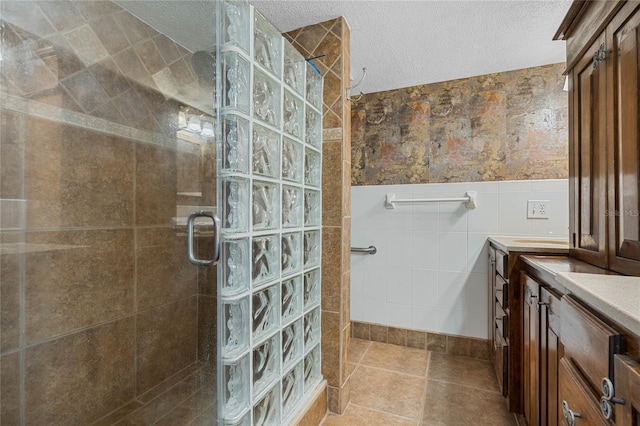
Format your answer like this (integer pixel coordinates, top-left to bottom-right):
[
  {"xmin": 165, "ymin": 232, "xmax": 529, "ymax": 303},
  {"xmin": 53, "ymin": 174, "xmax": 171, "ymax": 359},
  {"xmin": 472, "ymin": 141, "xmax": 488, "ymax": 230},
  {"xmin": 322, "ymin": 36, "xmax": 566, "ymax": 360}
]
[
  {"xmin": 561, "ymin": 295, "xmax": 624, "ymax": 390},
  {"xmin": 558, "ymin": 357, "xmax": 608, "ymax": 426},
  {"xmin": 495, "ymin": 301, "xmax": 508, "ymax": 339},
  {"xmin": 494, "ymin": 326, "xmax": 508, "ymax": 397},
  {"xmin": 495, "ymin": 274, "xmax": 508, "ymax": 308},
  {"xmin": 496, "ymin": 249, "xmax": 508, "ymax": 279}
]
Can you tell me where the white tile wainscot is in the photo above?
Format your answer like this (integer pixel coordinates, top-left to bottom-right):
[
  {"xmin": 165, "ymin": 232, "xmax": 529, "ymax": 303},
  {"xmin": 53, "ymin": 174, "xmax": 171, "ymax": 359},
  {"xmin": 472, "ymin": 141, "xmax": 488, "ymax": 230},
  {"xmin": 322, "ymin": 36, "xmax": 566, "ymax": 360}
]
[{"xmin": 350, "ymin": 179, "xmax": 569, "ymax": 339}]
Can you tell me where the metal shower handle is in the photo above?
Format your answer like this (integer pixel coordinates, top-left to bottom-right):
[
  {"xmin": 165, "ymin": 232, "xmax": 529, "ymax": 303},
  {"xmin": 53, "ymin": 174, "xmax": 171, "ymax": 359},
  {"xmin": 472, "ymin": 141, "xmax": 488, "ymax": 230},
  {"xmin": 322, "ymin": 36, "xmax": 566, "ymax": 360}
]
[{"xmin": 187, "ymin": 210, "xmax": 220, "ymax": 266}]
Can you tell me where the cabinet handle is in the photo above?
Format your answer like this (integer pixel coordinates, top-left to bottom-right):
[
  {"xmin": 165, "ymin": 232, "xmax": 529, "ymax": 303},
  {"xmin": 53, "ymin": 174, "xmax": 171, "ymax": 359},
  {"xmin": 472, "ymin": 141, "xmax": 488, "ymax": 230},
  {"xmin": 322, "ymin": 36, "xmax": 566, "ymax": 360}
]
[
  {"xmin": 562, "ymin": 400, "xmax": 582, "ymax": 426},
  {"xmin": 599, "ymin": 377, "xmax": 625, "ymax": 419},
  {"xmin": 528, "ymin": 293, "xmax": 538, "ymax": 306},
  {"xmin": 537, "ymin": 301, "xmax": 549, "ymax": 312}
]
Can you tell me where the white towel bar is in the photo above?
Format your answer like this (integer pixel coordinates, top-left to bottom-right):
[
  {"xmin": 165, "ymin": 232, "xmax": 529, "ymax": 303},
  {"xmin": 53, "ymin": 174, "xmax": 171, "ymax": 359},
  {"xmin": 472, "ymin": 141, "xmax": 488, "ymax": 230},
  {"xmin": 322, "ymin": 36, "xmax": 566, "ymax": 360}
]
[{"xmin": 385, "ymin": 191, "xmax": 477, "ymax": 209}]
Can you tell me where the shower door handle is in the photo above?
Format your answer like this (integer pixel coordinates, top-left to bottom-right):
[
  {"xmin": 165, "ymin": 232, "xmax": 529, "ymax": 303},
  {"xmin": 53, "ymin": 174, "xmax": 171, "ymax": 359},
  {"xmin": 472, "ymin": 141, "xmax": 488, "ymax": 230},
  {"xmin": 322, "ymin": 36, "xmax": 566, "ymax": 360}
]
[{"xmin": 187, "ymin": 211, "xmax": 220, "ymax": 266}]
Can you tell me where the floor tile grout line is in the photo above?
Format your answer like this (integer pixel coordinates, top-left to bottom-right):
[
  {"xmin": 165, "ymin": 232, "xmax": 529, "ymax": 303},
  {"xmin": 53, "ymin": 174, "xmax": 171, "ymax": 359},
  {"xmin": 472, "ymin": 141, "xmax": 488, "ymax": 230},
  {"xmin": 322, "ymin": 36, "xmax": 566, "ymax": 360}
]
[
  {"xmin": 348, "ymin": 403, "xmax": 420, "ymax": 423},
  {"xmin": 417, "ymin": 351, "xmax": 431, "ymax": 425},
  {"xmin": 426, "ymin": 377, "xmax": 503, "ymax": 395},
  {"xmin": 355, "ymin": 361, "xmax": 429, "ymax": 379}
]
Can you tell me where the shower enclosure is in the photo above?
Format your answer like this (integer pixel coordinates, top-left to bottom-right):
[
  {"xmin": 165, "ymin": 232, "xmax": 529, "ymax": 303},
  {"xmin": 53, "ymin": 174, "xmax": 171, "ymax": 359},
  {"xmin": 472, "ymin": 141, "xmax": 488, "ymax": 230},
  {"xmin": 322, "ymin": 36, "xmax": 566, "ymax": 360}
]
[{"xmin": 0, "ymin": 0, "xmax": 322, "ymax": 424}]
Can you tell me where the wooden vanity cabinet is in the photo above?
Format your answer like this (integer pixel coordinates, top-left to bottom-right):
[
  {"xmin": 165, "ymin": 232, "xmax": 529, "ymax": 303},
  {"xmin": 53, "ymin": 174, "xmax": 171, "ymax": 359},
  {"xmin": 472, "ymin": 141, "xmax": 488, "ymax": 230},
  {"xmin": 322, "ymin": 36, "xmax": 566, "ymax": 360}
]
[
  {"xmin": 557, "ymin": 0, "xmax": 640, "ymax": 276},
  {"xmin": 522, "ymin": 272, "xmax": 564, "ymax": 426},
  {"xmin": 614, "ymin": 355, "xmax": 640, "ymax": 426}
]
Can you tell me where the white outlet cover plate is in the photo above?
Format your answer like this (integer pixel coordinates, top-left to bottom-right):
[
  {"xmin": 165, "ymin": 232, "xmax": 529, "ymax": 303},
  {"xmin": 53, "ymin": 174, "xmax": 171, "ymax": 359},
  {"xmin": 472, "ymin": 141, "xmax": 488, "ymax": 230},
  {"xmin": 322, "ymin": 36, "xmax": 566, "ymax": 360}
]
[{"xmin": 527, "ymin": 200, "xmax": 550, "ymax": 219}]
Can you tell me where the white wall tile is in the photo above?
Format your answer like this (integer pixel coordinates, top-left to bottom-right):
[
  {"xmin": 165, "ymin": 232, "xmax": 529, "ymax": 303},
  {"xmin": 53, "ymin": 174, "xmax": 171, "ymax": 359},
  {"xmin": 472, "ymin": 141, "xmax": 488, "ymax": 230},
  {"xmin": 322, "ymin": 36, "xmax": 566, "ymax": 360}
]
[
  {"xmin": 437, "ymin": 309, "xmax": 467, "ymax": 335},
  {"xmin": 364, "ymin": 301, "xmax": 387, "ymax": 323},
  {"xmin": 466, "ymin": 272, "xmax": 489, "ymax": 316},
  {"xmin": 498, "ymin": 191, "xmax": 532, "ymax": 235},
  {"xmin": 351, "ymin": 178, "xmax": 569, "ymax": 340},
  {"xmin": 438, "ymin": 271, "xmax": 469, "ymax": 311},
  {"xmin": 411, "ymin": 306, "xmax": 438, "ymax": 331},
  {"xmin": 387, "ymin": 267, "xmax": 412, "ymax": 305},
  {"xmin": 465, "ymin": 312, "xmax": 489, "ymax": 339},
  {"xmin": 468, "ymin": 192, "xmax": 498, "ymax": 233},
  {"xmin": 467, "ymin": 233, "xmax": 489, "ymax": 274},
  {"xmin": 411, "ymin": 269, "xmax": 438, "ymax": 307},
  {"xmin": 438, "ymin": 232, "xmax": 467, "ymax": 272},
  {"xmin": 363, "ymin": 266, "xmax": 387, "ymax": 303},
  {"xmin": 389, "ymin": 231, "xmax": 413, "ymax": 267},
  {"xmin": 351, "ymin": 298, "xmax": 364, "ymax": 321},
  {"xmin": 386, "ymin": 303, "xmax": 412, "ymax": 328},
  {"xmin": 411, "ymin": 232, "xmax": 438, "ymax": 269}
]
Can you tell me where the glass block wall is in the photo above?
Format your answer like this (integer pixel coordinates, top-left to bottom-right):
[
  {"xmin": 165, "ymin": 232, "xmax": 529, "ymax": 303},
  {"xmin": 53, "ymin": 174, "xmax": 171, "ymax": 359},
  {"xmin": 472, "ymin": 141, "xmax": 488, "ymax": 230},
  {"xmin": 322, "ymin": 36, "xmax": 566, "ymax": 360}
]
[{"xmin": 216, "ymin": 1, "xmax": 323, "ymax": 424}]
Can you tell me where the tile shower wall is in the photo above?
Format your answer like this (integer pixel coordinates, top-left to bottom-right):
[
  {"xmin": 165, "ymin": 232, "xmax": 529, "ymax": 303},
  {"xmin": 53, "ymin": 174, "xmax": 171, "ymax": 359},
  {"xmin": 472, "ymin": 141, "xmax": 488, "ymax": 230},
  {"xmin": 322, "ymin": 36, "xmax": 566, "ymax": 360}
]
[
  {"xmin": 351, "ymin": 179, "xmax": 568, "ymax": 339},
  {"xmin": 1, "ymin": 1, "xmax": 217, "ymax": 424}
]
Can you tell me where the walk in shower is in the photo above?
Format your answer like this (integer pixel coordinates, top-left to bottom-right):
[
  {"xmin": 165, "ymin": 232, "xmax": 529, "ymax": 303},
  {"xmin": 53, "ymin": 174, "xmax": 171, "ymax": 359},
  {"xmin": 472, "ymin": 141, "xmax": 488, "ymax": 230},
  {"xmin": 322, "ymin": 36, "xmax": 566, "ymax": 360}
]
[{"xmin": 0, "ymin": 1, "xmax": 322, "ymax": 424}]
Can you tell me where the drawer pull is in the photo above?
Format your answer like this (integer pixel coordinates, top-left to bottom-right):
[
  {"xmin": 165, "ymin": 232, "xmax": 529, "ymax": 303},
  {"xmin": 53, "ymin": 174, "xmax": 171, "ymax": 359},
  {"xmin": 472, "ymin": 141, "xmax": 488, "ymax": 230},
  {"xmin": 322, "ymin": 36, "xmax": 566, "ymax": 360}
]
[
  {"xmin": 537, "ymin": 301, "xmax": 549, "ymax": 312},
  {"xmin": 599, "ymin": 377, "xmax": 625, "ymax": 419},
  {"xmin": 562, "ymin": 400, "xmax": 582, "ymax": 426}
]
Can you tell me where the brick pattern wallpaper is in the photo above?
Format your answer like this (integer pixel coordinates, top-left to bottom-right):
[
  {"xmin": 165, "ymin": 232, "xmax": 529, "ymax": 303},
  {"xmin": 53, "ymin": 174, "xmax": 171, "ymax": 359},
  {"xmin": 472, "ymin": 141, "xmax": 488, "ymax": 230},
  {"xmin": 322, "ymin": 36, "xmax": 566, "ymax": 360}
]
[{"xmin": 352, "ymin": 63, "xmax": 568, "ymax": 185}]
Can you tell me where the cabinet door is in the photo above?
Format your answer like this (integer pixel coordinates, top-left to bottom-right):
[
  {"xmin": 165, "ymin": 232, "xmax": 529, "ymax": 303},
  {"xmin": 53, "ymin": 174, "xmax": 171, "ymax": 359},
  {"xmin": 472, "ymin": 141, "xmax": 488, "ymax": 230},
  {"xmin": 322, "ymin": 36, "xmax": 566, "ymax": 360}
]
[
  {"xmin": 522, "ymin": 273, "xmax": 540, "ymax": 426},
  {"xmin": 570, "ymin": 32, "xmax": 608, "ymax": 268},
  {"xmin": 540, "ymin": 286, "xmax": 562, "ymax": 426},
  {"xmin": 607, "ymin": 2, "xmax": 640, "ymax": 275},
  {"xmin": 613, "ymin": 355, "xmax": 640, "ymax": 426},
  {"xmin": 559, "ymin": 357, "xmax": 610, "ymax": 426}
]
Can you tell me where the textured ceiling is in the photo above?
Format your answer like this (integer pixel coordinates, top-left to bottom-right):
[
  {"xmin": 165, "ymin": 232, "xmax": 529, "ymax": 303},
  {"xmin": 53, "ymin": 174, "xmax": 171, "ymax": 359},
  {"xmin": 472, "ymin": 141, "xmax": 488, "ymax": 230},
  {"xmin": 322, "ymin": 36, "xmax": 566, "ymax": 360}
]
[{"xmin": 250, "ymin": 0, "xmax": 572, "ymax": 94}]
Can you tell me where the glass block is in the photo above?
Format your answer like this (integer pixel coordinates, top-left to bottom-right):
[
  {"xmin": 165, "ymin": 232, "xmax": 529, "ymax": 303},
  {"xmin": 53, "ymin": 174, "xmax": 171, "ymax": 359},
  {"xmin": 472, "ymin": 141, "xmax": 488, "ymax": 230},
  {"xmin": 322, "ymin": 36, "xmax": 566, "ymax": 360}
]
[
  {"xmin": 253, "ymin": 69, "xmax": 281, "ymax": 127},
  {"xmin": 282, "ymin": 318, "xmax": 303, "ymax": 371},
  {"xmin": 303, "ymin": 230, "xmax": 320, "ymax": 269},
  {"xmin": 283, "ymin": 89, "xmax": 303, "ymax": 139},
  {"xmin": 252, "ymin": 234, "xmax": 280, "ymax": 286},
  {"xmin": 223, "ymin": 52, "xmax": 250, "ymax": 113},
  {"xmin": 224, "ymin": 1, "xmax": 250, "ymax": 53},
  {"xmin": 282, "ymin": 185, "xmax": 302, "ymax": 228},
  {"xmin": 223, "ymin": 412, "xmax": 251, "ymax": 426},
  {"xmin": 252, "ymin": 284, "xmax": 279, "ymax": 341},
  {"xmin": 306, "ymin": 66, "xmax": 322, "ymax": 110},
  {"xmin": 253, "ymin": 382, "xmax": 280, "ymax": 426},
  {"xmin": 304, "ymin": 190, "xmax": 321, "ymax": 226},
  {"xmin": 282, "ymin": 137, "xmax": 303, "ymax": 183},
  {"xmin": 283, "ymin": 42, "xmax": 305, "ymax": 96},
  {"xmin": 304, "ymin": 307, "xmax": 320, "ymax": 350},
  {"xmin": 221, "ymin": 237, "xmax": 250, "ymax": 297},
  {"xmin": 254, "ymin": 11, "xmax": 282, "ymax": 77},
  {"xmin": 305, "ymin": 107, "xmax": 321, "ymax": 148},
  {"xmin": 253, "ymin": 334, "xmax": 280, "ymax": 397},
  {"xmin": 281, "ymin": 275, "xmax": 302, "ymax": 323},
  {"xmin": 222, "ymin": 354, "xmax": 250, "ymax": 420},
  {"xmin": 252, "ymin": 124, "xmax": 280, "ymax": 179},
  {"xmin": 282, "ymin": 361, "xmax": 304, "ymax": 417},
  {"xmin": 222, "ymin": 177, "xmax": 249, "ymax": 233},
  {"xmin": 304, "ymin": 149, "xmax": 321, "ymax": 187},
  {"xmin": 303, "ymin": 269, "xmax": 320, "ymax": 310},
  {"xmin": 252, "ymin": 181, "xmax": 279, "ymax": 230},
  {"xmin": 222, "ymin": 297, "xmax": 249, "ymax": 358},
  {"xmin": 222, "ymin": 114, "xmax": 249, "ymax": 174},
  {"xmin": 303, "ymin": 344, "xmax": 321, "ymax": 391},
  {"xmin": 281, "ymin": 232, "xmax": 302, "ymax": 277}
]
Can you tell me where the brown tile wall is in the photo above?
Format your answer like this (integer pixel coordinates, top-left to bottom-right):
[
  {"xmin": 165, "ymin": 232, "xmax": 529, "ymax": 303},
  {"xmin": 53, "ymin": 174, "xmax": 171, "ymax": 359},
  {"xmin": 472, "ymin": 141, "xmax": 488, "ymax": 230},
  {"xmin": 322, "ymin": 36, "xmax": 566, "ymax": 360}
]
[
  {"xmin": 352, "ymin": 63, "xmax": 568, "ymax": 185},
  {"xmin": 0, "ymin": 1, "xmax": 216, "ymax": 423},
  {"xmin": 351, "ymin": 320, "xmax": 490, "ymax": 360},
  {"xmin": 286, "ymin": 17, "xmax": 351, "ymax": 414}
]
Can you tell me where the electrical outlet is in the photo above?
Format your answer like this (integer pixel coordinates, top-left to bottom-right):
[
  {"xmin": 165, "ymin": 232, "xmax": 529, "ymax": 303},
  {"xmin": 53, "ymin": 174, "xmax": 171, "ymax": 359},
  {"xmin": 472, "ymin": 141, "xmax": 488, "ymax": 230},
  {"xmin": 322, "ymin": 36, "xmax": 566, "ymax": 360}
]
[{"xmin": 527, "ymin": 200, "xmax": 550, "ymax": 219}]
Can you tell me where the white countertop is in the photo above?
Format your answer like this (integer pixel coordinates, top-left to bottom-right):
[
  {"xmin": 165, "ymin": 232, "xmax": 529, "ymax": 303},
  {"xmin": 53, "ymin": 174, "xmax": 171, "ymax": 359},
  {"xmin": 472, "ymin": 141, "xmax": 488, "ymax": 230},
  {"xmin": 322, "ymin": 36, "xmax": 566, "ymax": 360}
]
[
  {"xmin": 488, "ymin": 236, "xmax": 569, "ymax": 254},
  {"xmin": 555, "ymin": 272, "xmax": 640, "ymax": 336}
]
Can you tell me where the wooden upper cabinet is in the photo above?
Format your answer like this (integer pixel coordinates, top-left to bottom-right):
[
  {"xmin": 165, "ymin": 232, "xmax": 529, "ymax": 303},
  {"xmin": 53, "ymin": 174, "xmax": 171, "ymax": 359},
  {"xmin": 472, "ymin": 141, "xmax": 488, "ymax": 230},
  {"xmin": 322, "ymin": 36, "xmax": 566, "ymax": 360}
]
[
  {"xmin": 559, "ymin": 0, "xmax": 640, "ymax": 276},
  {"xmin": 570, "ymin": 32, "xmax": 609, "ymax": 268},
  {"xmin": 607, "ymin": 1, "xmax": 640, "ymax": 275}
]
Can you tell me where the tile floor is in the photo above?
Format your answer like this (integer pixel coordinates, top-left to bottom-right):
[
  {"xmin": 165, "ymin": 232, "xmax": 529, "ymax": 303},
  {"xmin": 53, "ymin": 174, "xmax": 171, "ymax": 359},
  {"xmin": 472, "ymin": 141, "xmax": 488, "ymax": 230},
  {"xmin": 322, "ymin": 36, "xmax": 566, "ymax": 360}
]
[{"xmin": 322, "ymin": 339, "xmax": 517, "ymax": 426}]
